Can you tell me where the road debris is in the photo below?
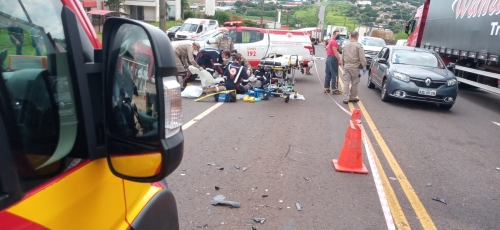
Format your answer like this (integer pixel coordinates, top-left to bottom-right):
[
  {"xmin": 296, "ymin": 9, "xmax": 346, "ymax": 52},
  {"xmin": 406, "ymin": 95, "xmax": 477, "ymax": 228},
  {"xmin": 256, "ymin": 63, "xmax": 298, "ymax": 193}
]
[
  {"xmin": 181, "ymin": 169, "xmax": 186, "ymax": 171},
  {"xmin": 496, "ymin": 167, "xmax": 500, "ymax": 171},
  {"xmin": 285, "ymin": 144, "xmax": 292, "ymax": 158},
  {"xmin": 252, "ymin": 226, "xmax": 257, "ymax": 230},
  {"xmin": 253, "ymin": 218, "xmax": 266, "ymax": 224},
  {"xmin": 242, "ymin": 167, "xmax": 248, "ymax": 171},
  {"xmin": 234, "ymin": 165, "xmax": 240, "ymax": 169},
  {"xmin": 304, "ymin": 177, "xmax": 311, "ymax": 181},
  {"xmin": 180, "ymin": 174, "xmax": 186, "ymax": 176},
  {"xmin": 216, "ymin": 167, "xmax": 224, "ymax": 170},
  {"xmin": 215, "ymin": 186, "xmax": 220, "ymax": 191},
  {"xmin": 269, "ymin": 115, "xmax": 274, "ymax": 117},
  {"xmin": 262, "ymin": 195, "xmax": 268, "ymax": 197},
  {"xmin": 207, "ymin": 162, "xmax": 216, "ymax": 166},
  {"xmin": 210, "ymin": 195, "xmax": 241, "ymax": 208},
  {"xmin": 426, "ymin": 183, "xmax": 433, "ymax": 187},
  {"xmin": 279, "ymin": 200, "xmax": 283, "ymax": 203},
  {"xmin": 296, "ymin": 202, "xmax": 302, "ymax": 211},
  {"xmin": 197, "ymin": 224, "xmax": 208, "ymax": 228},
  {"xmin": 432, "ymin": 197, "xmax": 447, "ymax": 204},
  {"xmin": 389, "ymin": 177, "xmax": 397, "ymax": 181}
]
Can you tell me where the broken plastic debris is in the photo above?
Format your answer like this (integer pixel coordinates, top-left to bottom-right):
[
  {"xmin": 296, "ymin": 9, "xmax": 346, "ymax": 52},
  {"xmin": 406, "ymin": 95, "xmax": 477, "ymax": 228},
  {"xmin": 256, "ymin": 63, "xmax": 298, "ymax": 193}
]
[
  {"xmin": 207, "ymin": 162, "xmax": 216, "ymax": 166},
  {"xmin": 262, "ymin": 195, "xmax": 268, "ymax": 197},
  {"xmin": 197, "ymin": 224, "xmax": 208, "ymax": 228},
  {"xmin": 432, "ymin": 197, "xmax": 446, "ymax": 204},
  {"xmin": 389, "ymin": 177, "xmax": 397, "ymax": 181},
  {"xmin": 252, "ymin": 226, "xmax": 257, "ymax": 230},
  {"xmin": 253, "ymin": 218, "xmax": 266, "ymax": 224},
  {"xmin": 278, "ymin": 200, "xmax": 283, "ymax": 203},
  {"xmin": 296, "ymin": 202, "xmax": 302, "ymax": 211},
  {"xmin": 426, "ymin": 183, "xmax": 432, "ymax": 187},
  {"xmin": 215, "ymin": 186, "xmax": 220, "ymax": 191},
  {"xmin": 210, "ymin": 195, "xmax": 241, "ymax": 208},
  {"xmin": 180, "ymin": 174, "xmax": 186, "ymax": 176},
  {"xmin": 242, "ymin": 167, "xmax": 248, "ymax": 171},
  {"xmin": 234, "ymin": 165, "xmax": 240, "ymax": 169},
  {"xmin": 304, "ymin": 177, "xmax": 311, "ymax": 181},
  {"xmin": 269, "ymin": 115, "xmax": 274, "ymax": 117},
  {"xmin": 216, "ymin": 167, "xmax": 224, "ymax": 170},
  {"xmin": 496, "ymin": 167, "xmax": 500, "ymax": 171}
]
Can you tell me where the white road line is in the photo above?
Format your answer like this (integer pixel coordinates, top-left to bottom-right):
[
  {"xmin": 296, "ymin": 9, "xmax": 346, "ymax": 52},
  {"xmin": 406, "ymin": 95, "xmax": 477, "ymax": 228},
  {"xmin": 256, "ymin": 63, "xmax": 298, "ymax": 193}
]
[
  {"xmin": 312, "ymin": 58, "xmax": 396, "ymax": 230},
  {"xmin": 493, "ymin": 121, "xmax": 500, "ymax": 127},
  {"xmin": 182, "ymin": 102, "xmax": 224, "ymax": 130}
]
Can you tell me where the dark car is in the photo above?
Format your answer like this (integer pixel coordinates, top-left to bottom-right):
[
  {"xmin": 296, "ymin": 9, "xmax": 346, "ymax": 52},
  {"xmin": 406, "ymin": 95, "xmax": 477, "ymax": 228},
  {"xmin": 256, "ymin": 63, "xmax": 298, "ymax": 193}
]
[
  {"xmin": 367, "ymin": 46, "xmax": 458, "ymax": 110},
  {"xmin": 167, "ymin": 26, "xmax": 180, "ymax": 41}
]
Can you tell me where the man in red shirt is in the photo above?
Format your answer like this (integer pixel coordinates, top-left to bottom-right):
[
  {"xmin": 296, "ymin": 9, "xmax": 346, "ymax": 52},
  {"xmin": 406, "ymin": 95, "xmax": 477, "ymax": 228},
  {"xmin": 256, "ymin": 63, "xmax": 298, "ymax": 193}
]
[{"xmin": 325, "ymin": 30, "xmax": 342, "ymax": 94}]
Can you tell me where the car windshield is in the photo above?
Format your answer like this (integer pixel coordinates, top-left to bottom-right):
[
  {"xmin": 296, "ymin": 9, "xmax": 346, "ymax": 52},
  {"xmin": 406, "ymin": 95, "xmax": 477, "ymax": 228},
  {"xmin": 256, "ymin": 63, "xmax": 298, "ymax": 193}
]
[
  {"xmin": 168, "ymin": 26, "xmax": 179, "ymax": 32},
  {"xmin": 179, "ymin": 23, "xmax": 199, "ymax": 32},
  {"xmin": 194, "ymin": 30, "xmax": 219, "ymax": 41},
  {"xmin": 392, "ymin": 50, "xmax": 445, "ymax": 69},
  {"xmin": 360, "ymin": 38, "xmax": 386, "ymax": 47}
]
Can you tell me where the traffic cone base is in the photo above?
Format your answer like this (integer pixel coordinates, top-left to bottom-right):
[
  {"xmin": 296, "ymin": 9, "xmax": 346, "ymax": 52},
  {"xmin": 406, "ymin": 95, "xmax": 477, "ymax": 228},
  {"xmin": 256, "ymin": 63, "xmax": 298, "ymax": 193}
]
[{"xmin": 332, "ymin": 159, "xmax": 368, "ymax": 174}]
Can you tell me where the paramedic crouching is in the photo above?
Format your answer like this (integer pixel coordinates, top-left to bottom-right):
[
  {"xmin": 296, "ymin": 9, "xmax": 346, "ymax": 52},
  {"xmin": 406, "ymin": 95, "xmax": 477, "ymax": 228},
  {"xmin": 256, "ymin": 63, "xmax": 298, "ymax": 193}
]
[{"xmin": 224, "ymin": 54, "xmax": 250, "ymax": 94}]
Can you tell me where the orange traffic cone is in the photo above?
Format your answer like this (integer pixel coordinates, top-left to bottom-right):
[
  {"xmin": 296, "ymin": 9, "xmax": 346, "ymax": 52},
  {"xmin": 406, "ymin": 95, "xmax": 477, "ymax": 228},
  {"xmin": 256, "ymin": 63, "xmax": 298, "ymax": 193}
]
[{"xmin": 332, "ymin": 109, "xmax": 368, "ymax": 174}]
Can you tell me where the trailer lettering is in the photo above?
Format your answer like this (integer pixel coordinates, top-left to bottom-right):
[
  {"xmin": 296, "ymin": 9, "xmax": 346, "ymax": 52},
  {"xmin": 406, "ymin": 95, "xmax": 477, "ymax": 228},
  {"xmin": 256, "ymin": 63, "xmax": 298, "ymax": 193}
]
[
  {"xmin": 490, "ymin": 21, "xmax": 500, "ymax": 35},
  {"xmin": 453, "ymin": 0, "xmax": 500, "ymax": 19}
]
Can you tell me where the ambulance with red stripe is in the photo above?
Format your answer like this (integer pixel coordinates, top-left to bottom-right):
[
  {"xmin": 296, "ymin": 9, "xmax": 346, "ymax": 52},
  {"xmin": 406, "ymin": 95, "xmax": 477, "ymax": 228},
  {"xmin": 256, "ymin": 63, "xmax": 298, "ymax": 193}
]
[
  {"xmin": 0, "ymin": 0, "xmax": 183, "ymax": 229},
  {"xmin": 187, "ymin": 21, "xmax": 314, "ymax": 69}
]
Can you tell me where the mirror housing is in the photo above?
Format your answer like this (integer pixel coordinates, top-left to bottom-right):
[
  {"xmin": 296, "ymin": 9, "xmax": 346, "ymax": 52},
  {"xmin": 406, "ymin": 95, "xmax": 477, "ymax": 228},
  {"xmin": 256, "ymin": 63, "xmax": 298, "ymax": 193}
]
[
  {"xmin": 404, "ymin": 21, "xmax": 411, "ymax": 34},
  {"xmin": 102, "ymin": 18, "xmax": 184, "ymax": 183},
  {"xmin": 447, "ymin": 62, "xmax": 456, "ymax": 71},
  {"xmin": 378, "ymin": 58, "xmax": 387, "ymax": 64},
  {"xmin": 208, "ymin": 38, "xmax": 216, "ymax": 44}
]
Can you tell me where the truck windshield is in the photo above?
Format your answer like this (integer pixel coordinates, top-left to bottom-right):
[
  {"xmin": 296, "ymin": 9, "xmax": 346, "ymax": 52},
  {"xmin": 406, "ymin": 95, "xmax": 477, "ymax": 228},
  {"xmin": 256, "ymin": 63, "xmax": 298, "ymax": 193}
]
[
  {"xmin": 179, "ymin": 23, "xmax": 199, "ymax": 32},
  {"xmin": 392, "ymin": 50, "xmax": 445, "ymax": 69},
  {"xmin": 0, "ymin": 0, "xmax": 78, "ymax": 185},
  {"xmin": 361, "ymin": 38, "xmax": 386, "ymax": 47}
]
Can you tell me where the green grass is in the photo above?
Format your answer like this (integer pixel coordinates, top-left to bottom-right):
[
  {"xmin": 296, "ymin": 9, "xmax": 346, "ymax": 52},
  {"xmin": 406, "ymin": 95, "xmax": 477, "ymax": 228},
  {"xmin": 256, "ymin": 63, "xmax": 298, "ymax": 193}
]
[
  {"xmin": 394, "ymin": 31, "xmax": 408, "ymax": 40},
  {"xmin": 243, "ymin": 16, "xmax": 276, "ymax": 22},
  {"xmin": 324, "ymin": 3, "xmax": 358, "ymax": 32},
  {"xmin": 0, "ymin": 29, "xmax": 37, "ymax": 60},
  {"xmin": 292, "ymin": 6, "xmax": 320, "ymax": 27}
]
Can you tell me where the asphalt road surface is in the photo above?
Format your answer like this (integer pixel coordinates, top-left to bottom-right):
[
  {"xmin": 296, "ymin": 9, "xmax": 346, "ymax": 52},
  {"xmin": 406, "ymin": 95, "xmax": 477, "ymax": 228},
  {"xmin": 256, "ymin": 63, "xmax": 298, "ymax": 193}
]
[{"xmin": 168, "ymin": 47, "xmax": 500, "ymax": 229}]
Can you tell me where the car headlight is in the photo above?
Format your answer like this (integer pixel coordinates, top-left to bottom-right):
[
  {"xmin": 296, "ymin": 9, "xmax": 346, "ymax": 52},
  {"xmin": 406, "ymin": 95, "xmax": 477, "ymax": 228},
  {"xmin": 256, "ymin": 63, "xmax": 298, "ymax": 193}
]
[
  {"xmin": 393, "ymin": 72, "xmax": 410, "ymax": 82},
  {"xmin": 163, "ymin": 76, "xmax": 183, "ymax": 138},
  {"xmin": 446, "ymin": 79, "xmax": 457, "ymax": 86}
]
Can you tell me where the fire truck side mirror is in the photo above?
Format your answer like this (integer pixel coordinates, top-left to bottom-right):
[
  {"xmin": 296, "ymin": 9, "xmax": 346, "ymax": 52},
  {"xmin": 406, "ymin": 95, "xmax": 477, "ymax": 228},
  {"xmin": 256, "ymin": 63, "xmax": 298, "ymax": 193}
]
[{"xmin": 101, "ymin": 18, "xmax": 183, "ymax": 183}]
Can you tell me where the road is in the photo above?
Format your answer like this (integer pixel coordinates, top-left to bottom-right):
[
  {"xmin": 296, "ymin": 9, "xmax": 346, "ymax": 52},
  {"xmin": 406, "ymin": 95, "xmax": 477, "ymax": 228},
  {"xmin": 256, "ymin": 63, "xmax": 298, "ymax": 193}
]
[{"xmin": 167, "ymin": 45, "xmax": 500, "ymax": 229}]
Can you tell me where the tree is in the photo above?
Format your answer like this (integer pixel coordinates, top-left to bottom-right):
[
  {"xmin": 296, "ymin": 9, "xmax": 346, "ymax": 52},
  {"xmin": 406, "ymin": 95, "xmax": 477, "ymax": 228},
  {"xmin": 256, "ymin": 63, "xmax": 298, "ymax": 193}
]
[
  {"xmin": 104, "ymin": 0, "xmax": 124, "ymax": 11},
  {"xmin": 234, "ymin": 1, "xmax": 243, "ymax": 8},
  {"xmin": 181, "ymin": 0, "xmax": 189, "ymax": 19}
]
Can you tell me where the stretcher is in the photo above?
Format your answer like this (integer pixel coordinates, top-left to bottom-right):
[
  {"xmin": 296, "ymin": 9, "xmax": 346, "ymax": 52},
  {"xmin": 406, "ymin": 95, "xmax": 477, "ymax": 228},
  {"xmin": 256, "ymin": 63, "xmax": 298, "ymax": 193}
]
[{"xmin": 257, "ymin": 54, "xmax": 304, "ymax": 103}]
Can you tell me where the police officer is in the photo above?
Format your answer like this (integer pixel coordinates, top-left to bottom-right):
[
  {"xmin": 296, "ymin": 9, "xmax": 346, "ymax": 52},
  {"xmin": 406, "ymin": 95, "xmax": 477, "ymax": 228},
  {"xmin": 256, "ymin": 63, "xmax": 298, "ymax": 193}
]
[{"xmin": 341, "ymin": 31, "xmax": 367, "ymax": 104}]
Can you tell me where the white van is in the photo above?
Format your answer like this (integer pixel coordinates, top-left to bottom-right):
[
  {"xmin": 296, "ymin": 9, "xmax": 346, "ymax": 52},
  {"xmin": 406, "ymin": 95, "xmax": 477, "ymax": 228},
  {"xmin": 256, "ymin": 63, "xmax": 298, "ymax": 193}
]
[{"xmin": 175, "ymin": 18, "xmax": 219, "ymax": 40}]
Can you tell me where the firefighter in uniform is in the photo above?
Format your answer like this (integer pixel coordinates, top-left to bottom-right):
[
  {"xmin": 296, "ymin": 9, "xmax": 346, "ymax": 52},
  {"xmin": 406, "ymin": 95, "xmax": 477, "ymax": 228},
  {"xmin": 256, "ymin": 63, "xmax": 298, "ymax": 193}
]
[
  {"xmin": 217, "ymin": 28, "xmax": 234, "ymax": 52},
  {"xmin": 173, "ymin": 41, "xmax": 201, "ymax": 88}
]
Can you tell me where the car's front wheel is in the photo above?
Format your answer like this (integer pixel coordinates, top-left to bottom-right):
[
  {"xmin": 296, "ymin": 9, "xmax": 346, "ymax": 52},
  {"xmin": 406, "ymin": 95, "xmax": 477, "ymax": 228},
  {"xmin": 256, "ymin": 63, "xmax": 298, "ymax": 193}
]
[
  {"xmin": 381, "ymin": 79, "xmax": 390, "ymax": 102},
  {"xmin": 439, "ymin": 104, "xmax": 453, "ymax": 110},
  {"xmin": 367, "ymin": 74, "xmax": 375, "ymax": 89}
]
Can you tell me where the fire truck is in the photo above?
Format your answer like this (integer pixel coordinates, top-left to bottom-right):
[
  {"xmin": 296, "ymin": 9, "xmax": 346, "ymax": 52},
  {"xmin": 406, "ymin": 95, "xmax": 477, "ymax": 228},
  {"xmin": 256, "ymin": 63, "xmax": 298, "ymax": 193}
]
[{"xmin": 0, "ymin": 0, "xmax": 183, "ymax": 229}]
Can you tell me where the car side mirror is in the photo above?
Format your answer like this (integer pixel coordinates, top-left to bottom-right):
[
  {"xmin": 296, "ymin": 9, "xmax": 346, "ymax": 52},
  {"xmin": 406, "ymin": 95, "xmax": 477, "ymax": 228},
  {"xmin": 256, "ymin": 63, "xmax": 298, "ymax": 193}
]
[
  {"xmin": 378, "ymin": 58, "xmax": 387, "ymax": 64},
  {"xmin": 208, "ymin": 38, "xmax": 216, "ymax": 44},
  {"xmin": 447, "ymin": 62, "xmax": 456, "ymax": 71},
  {"xmin": 102, "ymin": 18, "xmax": 184, "ymax": 183},
  {"xmin": 404, "ymin": 21, "xmax": 410, "ymax": 34}
]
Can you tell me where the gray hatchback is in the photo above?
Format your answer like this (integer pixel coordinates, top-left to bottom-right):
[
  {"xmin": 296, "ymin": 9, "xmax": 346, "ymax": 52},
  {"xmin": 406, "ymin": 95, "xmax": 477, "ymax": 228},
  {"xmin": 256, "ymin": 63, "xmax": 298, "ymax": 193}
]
[{"xmin": 367, "ymin": 46, "xmax": 458, "ymax": 110}]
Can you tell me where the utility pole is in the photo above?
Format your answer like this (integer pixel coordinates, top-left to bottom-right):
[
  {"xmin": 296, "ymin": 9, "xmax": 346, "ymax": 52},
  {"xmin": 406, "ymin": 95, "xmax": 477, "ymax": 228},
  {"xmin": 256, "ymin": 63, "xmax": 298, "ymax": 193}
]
[
  {"xmin": 260, "ymin": 0, "xmax": 265, "ymax": 28},
  {"xmin": 159, "ymin": 0, "xmax": 166, "ymax": 32}
]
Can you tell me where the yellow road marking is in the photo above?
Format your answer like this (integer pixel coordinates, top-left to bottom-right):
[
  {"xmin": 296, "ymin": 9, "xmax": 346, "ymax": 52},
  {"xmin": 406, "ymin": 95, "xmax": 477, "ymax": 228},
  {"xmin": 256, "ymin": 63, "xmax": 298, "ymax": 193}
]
[
  {"xmin": 357, "ymin": 100, "xmax": 437, "ymax": 230},
  {"xmin": 346, "ymin": 101, "xmax": 411, "ymax": 230}
]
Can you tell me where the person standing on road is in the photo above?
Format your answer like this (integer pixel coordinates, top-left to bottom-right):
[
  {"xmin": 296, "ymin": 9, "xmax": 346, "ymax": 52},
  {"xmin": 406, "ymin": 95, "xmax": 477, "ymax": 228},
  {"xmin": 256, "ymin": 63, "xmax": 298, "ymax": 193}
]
[
  {"xmin": 341, "ymin": 31, "xmax": 367, "ymax": 104},
  {"xmin": 324, "ymin": 30, "xmax": 342, "ymax": 94},
  {"xmin": 217, "ymin": 28, "xmax": 234, "ymax": 53}
]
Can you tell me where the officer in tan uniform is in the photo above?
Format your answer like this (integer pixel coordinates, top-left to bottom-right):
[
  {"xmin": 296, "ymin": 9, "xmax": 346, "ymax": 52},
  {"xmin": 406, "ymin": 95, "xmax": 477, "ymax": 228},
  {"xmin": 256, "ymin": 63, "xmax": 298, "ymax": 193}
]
[
  {"xmin": 173, "ymin": 41, "xmax": 201, "ymax": 87},
  {"xmin": 217, "ymin": 28, "xmax": 234, "ymax": 52},
  {"xmin": 341, "ymin": 31, "xmax": 367, "ymax": 104}
]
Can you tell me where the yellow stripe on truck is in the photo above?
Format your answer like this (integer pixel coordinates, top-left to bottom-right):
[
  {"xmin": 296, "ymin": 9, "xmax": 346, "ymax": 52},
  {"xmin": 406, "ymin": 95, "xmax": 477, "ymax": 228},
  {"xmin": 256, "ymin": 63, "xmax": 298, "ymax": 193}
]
[{"xmin": 8, "ymin": 158, "xmax": 161, "ymax": 230}]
